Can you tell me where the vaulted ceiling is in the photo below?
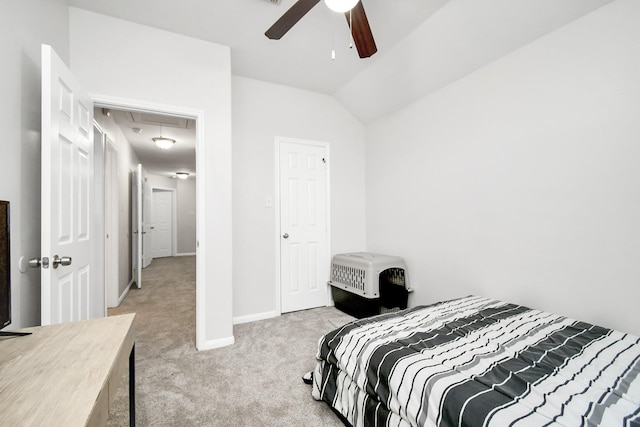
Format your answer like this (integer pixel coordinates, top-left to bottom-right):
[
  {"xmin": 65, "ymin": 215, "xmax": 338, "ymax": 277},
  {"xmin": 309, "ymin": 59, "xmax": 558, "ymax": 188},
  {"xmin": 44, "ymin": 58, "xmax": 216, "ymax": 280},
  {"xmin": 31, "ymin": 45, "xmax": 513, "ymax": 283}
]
[
  {"xmin": 72, "ymin": 0, "xmax": 613, "ymax": 175},
  {"xmin": 68, "ymin": 0, "xmax": 613, "ymax": 122}
]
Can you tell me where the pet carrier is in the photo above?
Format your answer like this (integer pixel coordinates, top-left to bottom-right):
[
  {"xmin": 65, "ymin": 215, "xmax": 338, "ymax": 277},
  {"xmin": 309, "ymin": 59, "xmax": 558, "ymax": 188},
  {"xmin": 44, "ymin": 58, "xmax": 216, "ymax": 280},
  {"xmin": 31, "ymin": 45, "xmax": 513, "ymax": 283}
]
[{"xmin": 329, "ymin": 252, "xmax": 411, "ymax": 318}]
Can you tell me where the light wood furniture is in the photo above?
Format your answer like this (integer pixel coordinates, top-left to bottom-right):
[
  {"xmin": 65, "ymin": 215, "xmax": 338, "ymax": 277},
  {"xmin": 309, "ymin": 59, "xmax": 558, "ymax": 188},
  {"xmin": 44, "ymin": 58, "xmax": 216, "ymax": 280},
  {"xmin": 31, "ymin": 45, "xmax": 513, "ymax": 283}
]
[{"xmin": 0, "ymin": 313, "xmax": 136, "ymax": 426}]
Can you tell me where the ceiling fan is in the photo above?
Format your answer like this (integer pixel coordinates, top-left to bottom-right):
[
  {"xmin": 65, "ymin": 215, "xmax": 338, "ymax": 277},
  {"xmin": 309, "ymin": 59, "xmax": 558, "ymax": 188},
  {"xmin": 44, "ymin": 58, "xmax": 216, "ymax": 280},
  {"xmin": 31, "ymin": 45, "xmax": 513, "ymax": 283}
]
[{"xmin": 265, "ymin": 0, "xmax": 378, "ymax": 58}]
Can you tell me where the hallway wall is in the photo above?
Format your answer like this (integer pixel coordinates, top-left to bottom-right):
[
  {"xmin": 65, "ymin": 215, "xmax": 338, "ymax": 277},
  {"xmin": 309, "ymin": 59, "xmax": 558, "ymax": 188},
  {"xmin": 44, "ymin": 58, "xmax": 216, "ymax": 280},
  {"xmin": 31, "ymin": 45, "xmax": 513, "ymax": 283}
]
[{"xmin": 94, "ymin": 109, "xmax": 141, "ymax": 301}]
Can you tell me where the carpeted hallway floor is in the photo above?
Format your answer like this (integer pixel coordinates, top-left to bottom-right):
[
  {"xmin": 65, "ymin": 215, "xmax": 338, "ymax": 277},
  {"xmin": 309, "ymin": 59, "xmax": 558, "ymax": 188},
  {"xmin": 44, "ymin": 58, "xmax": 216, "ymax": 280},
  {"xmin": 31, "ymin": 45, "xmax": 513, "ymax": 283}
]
[{"xmin": 107, "ymin": 256, "xmax": 353, "ymax": 426}]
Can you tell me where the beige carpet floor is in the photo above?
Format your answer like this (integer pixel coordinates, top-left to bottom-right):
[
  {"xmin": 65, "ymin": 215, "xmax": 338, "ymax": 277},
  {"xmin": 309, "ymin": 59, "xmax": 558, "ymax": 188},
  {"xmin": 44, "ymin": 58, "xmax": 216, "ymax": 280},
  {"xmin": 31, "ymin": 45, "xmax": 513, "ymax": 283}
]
[{"xmin": 107, "ymin": 256, "xmax": 354, "ymax": 426}]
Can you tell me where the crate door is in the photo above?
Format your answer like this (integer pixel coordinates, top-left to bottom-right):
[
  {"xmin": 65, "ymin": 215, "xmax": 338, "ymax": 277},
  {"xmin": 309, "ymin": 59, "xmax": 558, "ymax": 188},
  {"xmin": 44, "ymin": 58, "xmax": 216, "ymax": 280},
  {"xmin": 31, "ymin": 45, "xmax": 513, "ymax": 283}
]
[{"xmin": 279, "ymin": 139, "xmax": 329, "ymax": 313}]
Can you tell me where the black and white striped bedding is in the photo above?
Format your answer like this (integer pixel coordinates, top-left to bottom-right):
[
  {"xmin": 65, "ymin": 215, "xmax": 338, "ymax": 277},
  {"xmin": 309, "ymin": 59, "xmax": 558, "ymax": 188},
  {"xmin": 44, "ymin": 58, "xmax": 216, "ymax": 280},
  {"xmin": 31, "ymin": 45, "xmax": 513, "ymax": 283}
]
[{"xmin": 312, "ymin": 296, "xmax": 640, "ymax": 427}]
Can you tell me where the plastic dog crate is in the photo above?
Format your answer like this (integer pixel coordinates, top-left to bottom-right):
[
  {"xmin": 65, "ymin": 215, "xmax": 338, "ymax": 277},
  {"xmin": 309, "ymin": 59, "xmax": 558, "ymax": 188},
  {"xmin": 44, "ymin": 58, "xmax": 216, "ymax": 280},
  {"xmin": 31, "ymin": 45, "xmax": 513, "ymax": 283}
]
[{"xmin": 329, "ymin": 252, "xmax": 411, "ymax": 318}]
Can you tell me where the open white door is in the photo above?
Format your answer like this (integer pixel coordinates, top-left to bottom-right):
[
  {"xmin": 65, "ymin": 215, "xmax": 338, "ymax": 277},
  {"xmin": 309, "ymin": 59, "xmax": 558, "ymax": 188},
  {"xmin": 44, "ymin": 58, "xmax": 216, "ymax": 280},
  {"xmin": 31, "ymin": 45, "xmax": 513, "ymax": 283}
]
[
  {"xmin": 40, "ymin": 45, "xmax": 97, "ymax": 324},
  {"xmin": 142, "ymin": 174, "xmax": 153, "ymax": 268},
  {"xmin": 279, "ymin": 139, "xmax": 329, "ymax": 313},
  {"xmin": 131, "ymin": 164, "xmax": 143, "ymax": 288}
]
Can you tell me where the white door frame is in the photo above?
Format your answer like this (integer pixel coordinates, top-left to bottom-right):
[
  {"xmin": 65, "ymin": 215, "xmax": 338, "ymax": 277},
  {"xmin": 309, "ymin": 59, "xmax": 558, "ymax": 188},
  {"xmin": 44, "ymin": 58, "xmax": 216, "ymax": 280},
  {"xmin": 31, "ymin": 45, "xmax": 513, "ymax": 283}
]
[
  {"xmin": 274, "ymin": 136, "xmax": 332, "ymax": 315},
  {"xmin": 151, "ymin": 186, "xmax": 177, "ymax": 257},
  {"xmin": 92, "ymin": 95, "xmax": 206, "ymax": 350}
]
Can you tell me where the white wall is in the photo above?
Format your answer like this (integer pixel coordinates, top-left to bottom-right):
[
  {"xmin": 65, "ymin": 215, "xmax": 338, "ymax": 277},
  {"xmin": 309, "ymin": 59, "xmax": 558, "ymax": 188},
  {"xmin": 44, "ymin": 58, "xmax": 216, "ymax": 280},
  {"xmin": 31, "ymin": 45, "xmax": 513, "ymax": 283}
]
[
  {"xmin": 147, "ymin": 174, "xmax": 176, "ymax": 190},
  {"xmin": 232, "ymin": 76, "xmax": 366, "ymax": 321},
  {"xmin": 70, "ymin": 8, "xmax": 233, "ymax": 348},
  {"xmin": 176, "ymin": 179, "xmax": 197, "ymax": 254},
  {"xmin": 365, "ymin": 0, "xmax": 640, "ymax": 336},
  {"xmin": 0, "ymin": 0, "xmax": 70, "ymax": 329}
]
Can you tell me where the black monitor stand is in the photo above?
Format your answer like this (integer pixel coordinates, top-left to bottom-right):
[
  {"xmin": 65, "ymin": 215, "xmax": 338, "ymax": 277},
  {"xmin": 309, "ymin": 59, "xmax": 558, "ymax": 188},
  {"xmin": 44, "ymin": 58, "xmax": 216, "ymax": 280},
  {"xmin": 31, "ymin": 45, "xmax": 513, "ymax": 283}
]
[{"xmin": 0, "ymin": 331, "xmax": 32, "ymax": 337}]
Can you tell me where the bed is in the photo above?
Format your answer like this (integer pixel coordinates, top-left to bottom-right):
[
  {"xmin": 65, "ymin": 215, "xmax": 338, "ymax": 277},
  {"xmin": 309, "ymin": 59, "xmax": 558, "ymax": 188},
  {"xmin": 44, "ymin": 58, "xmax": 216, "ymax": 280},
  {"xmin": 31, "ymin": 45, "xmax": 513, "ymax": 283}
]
[{"xmin": 312, "ymin": 295, "xmax": 640, "ymax": 427}]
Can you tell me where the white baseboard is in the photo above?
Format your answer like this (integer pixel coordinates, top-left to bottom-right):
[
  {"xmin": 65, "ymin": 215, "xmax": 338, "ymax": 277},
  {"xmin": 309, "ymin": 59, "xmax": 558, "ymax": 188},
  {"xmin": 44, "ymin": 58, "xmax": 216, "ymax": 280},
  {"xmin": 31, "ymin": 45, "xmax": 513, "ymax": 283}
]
[
  {"xmin": 233, "ymin": 310, "xmax": 279, "ymax": 325},
  {"xmin": 175, "ymin": 252, "xmax": 196, "ymax": 257},
  {"xmin": 116, "ymin": 279, "xmax": 134, "ymax": 306},
  {"xmin": 197, "ymin": 335, "xmax": 235, "ymax": 351}
]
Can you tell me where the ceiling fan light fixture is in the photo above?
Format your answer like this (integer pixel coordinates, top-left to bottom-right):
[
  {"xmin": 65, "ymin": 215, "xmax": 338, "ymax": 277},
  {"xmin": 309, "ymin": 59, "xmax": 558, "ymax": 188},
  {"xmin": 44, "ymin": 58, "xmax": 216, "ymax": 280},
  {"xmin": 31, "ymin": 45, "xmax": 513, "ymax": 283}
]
[
  {"xmin": 152, "ymin": 136, "xmax": 176, "ymax": 150},
  {"xmin": 175, "ymin": 172, "xmax": 189, "ymax": 180},
  {"xmin": 324, "ymin": 0, "xmax": 358, "ymax": 13}
]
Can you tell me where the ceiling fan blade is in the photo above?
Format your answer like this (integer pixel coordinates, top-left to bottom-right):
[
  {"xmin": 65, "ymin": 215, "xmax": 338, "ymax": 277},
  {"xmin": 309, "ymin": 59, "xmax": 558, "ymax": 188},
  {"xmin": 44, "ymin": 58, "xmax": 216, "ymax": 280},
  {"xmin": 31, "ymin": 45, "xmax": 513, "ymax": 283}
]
[
  {"xmin": 265, "ymin": 0, "xmax": 321, "ymax": 40},
  {"xmin": 345, "ymin": 1, "xmax": 377, "ymax": 58}
]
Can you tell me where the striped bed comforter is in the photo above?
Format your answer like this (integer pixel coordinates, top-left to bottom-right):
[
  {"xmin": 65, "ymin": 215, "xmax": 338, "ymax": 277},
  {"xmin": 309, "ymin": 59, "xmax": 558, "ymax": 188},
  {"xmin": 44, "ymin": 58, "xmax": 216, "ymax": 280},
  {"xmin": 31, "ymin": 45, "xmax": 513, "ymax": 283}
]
[{"xmin": 312, "ymin": 296, "xmax": 640, "ymax": 427}]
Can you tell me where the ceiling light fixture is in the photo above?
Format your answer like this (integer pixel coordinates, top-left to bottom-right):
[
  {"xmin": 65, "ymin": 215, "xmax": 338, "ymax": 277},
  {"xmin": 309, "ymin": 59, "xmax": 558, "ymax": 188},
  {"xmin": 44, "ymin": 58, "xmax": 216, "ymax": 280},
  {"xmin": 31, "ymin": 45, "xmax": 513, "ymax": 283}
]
[
  {"xmin": 324, "ymin": 0, "xmax": 358, "ymax": 13},
  {"xmin": 152, "ymin": 126, "xmax": 175, "ymax": 149},
  {"xmin": 175, "ymin": 172, "xmax": 189, "ymax": 180},
  {"xmin": 153, "ymin": 136, "xmax": 175, "ymax": 150}
]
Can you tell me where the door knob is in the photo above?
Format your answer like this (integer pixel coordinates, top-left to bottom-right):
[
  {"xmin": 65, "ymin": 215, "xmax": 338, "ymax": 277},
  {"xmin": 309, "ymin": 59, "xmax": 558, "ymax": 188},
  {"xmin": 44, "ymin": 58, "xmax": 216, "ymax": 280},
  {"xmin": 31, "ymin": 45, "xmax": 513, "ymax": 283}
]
[
  {"xmin": 29, "ymin": 257, "xmax": 49, "ymax": 269},
  {"xmin": 52, "ymin": 255, "xmax": 72, "ymax": 269},
  {"xmin": 282, "ymin": 233, "xmax": 289, "ymax": 239}
]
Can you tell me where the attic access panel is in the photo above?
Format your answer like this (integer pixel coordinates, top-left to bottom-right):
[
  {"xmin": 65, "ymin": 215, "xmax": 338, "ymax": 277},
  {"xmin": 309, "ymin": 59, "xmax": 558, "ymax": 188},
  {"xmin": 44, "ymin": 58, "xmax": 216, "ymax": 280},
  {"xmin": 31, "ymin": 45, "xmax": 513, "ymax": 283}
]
[{"xmin": 128, "ymin": 111, "xmax": 194, "ymax": 129}]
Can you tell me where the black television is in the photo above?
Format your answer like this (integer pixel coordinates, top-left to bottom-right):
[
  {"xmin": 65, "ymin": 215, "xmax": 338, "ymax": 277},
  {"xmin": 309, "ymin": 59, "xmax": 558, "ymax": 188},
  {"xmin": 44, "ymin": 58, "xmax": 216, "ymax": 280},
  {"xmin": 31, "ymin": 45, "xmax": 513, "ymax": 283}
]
[{"xmin": 0, "ymin": 200, "xmax": 29, "ymax": 337}]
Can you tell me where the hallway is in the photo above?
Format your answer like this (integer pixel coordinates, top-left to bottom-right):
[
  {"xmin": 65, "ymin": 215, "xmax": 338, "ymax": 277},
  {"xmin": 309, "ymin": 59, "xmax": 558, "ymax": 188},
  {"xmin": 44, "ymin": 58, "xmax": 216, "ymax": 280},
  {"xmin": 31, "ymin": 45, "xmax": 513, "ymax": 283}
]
[{"xmin": 107, "ymin": 256, "xmax": 196, "ymax": 426}]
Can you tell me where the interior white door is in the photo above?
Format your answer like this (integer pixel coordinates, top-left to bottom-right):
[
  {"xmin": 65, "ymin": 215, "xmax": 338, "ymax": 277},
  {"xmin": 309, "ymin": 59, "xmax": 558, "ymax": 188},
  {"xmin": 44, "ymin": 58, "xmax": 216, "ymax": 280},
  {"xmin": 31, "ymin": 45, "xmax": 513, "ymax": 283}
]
[
  {"xmin": 131, "ymin": 164, "xmax": 143, "ymax": 288},
  {"xmin": 279, "ymin": 140, "xmax": 328, "ymax": 313},
  {"xmin": 41, "ymin": 44, "xmax": 96, "ymax": 325},
  {"xmin": 152, "ymin": 189, "xmax": 173, "ymax": 258},
  {"xmin": 142, "ymin": 174, "xmax": 153, "ymax": 268}
]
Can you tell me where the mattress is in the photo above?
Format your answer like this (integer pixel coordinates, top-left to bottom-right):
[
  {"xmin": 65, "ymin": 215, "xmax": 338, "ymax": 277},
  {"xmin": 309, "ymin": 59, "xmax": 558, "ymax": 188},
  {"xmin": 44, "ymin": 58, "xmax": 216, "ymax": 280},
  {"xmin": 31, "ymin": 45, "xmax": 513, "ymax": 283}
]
[{"xmin": 312, "ymin": 296, "xmax": 640, "ymax": 427}]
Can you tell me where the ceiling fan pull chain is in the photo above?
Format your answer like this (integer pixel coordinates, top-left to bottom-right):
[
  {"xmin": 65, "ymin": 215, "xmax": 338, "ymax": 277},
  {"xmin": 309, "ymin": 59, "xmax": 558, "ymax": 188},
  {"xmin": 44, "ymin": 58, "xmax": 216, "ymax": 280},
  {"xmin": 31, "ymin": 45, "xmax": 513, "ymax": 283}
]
[{"xmin": 331, "ymin": 10, "xmax": 336, "ymax": 60}]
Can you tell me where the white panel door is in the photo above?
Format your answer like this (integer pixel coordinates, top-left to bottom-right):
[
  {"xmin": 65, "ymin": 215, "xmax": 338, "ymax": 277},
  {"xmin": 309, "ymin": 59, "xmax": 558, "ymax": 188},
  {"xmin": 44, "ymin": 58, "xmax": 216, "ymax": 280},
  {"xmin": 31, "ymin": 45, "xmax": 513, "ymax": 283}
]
[
  {"xmin": 41, "ymin": 45, "xmax": 95, "ymax": 324},
  {"xmin": 142, "ymin": 172, "xmax": 153, "ymax": 268},
  {"xmin": 131, "ymin": 164, "xmax": 143, "ymax": 288},
  {"xmin": 280, "ymin": 140, "xmax": 328, "ymax": 313},
  {"xmin": 152, "ymin": 190, "xmax": 173, "ymax": 258}
]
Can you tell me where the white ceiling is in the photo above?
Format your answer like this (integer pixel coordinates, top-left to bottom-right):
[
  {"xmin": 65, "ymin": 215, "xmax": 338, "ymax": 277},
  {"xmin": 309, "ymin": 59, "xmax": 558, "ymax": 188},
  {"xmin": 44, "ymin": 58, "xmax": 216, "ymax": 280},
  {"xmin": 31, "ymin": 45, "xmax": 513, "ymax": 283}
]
[
  {"xmin": 103, "ymin": 108, "xmax": 196, "ymax": 178},
  {"xmin": 336, "ymin": 0, "xmax": 615, "ymax": 122},
  {"xmin": 75, "ymin": 0, "xmax": 614, "ymax": 172},
  {"xmin": 67, "ymin": 0, "xmax": 449, "ymax": 94}
]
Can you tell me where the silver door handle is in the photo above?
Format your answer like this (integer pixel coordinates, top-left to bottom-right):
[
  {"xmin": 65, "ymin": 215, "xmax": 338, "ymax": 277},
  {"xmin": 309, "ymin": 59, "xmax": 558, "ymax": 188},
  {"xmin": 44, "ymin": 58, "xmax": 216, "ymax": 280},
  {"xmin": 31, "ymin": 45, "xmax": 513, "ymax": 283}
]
[
  {"xmin": 282, "ymin": 233, "xmax": 289, "ymax": 239},
  {"xmin": 52, "ymin": 255, "xmax": 72, "ymax": 269}
]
